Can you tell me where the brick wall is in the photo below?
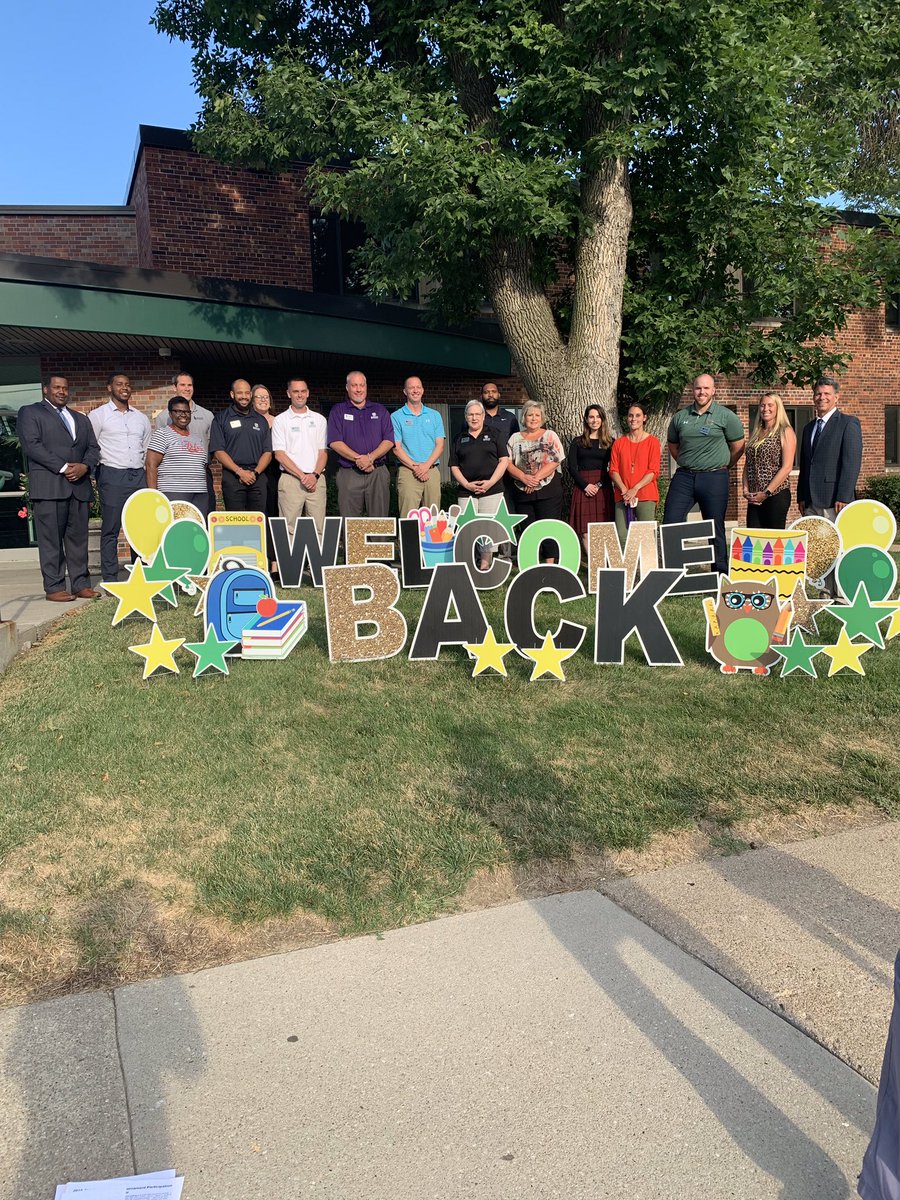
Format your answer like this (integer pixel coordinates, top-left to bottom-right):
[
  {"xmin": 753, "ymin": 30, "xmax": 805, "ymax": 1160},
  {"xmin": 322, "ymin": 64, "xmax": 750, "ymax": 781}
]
[
  {"xmin": 48, "ymin": 354, "xmax": 176, "ymax": 419},
  {"xmin": 678, "ymin": 301, "xmax": 900, "ymax": 523},
  {"xmin": 0, "ymin": 211, "xmax": 137, "ymax": 266},
  {"xmin": 133, "ymin": 145, "xmax": 314, "ymax": 289}
]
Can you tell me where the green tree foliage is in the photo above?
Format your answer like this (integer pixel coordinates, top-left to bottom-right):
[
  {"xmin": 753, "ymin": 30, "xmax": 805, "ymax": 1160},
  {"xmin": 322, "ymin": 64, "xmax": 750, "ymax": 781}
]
[{"xmin": 155, "ymin": 0, "xmax": 900, "ymax": 433}]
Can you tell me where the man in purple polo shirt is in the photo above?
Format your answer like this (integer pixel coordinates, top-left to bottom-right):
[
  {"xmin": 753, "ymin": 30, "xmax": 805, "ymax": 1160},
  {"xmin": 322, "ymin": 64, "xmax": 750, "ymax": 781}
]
[{"xmin": 327, "ymin": 370, "xmax": 395, "ymax": 517}]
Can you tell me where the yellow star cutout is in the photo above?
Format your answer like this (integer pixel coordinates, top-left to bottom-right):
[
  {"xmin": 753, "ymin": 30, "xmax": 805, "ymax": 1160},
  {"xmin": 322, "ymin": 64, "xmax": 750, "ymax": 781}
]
[
  {"xmin": 521, "ymin": 631, "xmax": 577, "ymax": 682},
  {"xmin": 464, "ymin": 625, "xmax": 516, "ymax": 677},
  {"xmin": 102, "ymin": 559, "xmax": 170, "ymax": 626},
  {"xmin": 874, "ymin": 602, "xmax": 900, "ymax": 641},
  {"xmin": 821, "ymin": 629, "xmax": 874, "ymax": 677},
  {"xmin": 128, "ymin": 623, "xmax": 185, "ymax": 680}
]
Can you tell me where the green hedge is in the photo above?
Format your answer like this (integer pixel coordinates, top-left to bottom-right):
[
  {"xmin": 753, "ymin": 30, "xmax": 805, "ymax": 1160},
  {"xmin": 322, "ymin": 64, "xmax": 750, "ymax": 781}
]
[{"xmin": 864, "ymin": 475, "xmax": 900, "ymax": 523}]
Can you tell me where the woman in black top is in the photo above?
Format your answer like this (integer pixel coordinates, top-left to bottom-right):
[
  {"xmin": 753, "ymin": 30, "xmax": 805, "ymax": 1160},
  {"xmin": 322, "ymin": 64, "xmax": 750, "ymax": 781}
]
[
  {"xmin": 567, "ymin": 405, "xmax": 614, "ymax": 545},
  {"xmin": 450, "ymin": 401, "xmax": 510, "ymax": 567}
]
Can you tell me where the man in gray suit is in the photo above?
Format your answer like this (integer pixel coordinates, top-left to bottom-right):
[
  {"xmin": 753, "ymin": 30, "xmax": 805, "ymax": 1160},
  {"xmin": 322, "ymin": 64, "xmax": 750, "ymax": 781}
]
[
  {"xmin": 16, "ymin": 375, "xmax": 101, "ymax": 601},
  {"xmin": 797, "ymin": 375, "xmax": 862, "ymax": 594}
]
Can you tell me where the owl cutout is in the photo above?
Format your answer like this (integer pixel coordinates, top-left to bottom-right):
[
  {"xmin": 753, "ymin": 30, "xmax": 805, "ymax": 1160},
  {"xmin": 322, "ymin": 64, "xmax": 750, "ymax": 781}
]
[{"xmin": 704, "ymin": 575, "xmax": 791, "ymax": 675}]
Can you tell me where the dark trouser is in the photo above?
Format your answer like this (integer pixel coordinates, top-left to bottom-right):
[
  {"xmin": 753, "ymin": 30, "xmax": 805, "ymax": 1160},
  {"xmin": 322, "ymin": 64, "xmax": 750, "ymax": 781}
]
[
  {"xmin": 336, "ymin": 465, "xmax": 390, "ymax": 518},
  {"xmin": 33, "ymin": 496, "xmax": 91, "ymax": 594},
  {"xmin": 515, "ymin": 486, "xmax": 564, "ymax": 562},
  {"xmin": 206, "ymin": 466, "xmax": 216, "ymax": 514},
  {"xmin": 499, "ymin": 482, "xmax": 519, "ymax": 558},
  {"xmin": 860, "ymin": 952, "xmax": 900, "ymax": 1199},
  {"xmin": 745, "ymin": 490, "xmax": 791, "ymax": 530},
  {"xmin": 162, "ymin": 490, "xmax": 211, "ymax": 519},
  {"xmin": 663, "ymin": 468, "xmax": 730, "ymax": 574},
  {"xmin": 221, "ymin": 469, "xmax": 268, "ymax": 513},
  {"xmin": 98, "ymin": 466, "xmax": 145, "ymax": 581}
]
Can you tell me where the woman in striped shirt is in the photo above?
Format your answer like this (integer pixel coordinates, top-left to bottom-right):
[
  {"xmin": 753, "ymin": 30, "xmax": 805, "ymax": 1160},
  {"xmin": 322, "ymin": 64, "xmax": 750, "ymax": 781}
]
[{"xmin": 145, "ymin": 397, "xmax": 211, "ymax": 517}]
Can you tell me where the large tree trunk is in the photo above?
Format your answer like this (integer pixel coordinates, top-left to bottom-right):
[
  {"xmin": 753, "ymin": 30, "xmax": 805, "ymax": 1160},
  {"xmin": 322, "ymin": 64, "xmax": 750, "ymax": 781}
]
[{"xmin": 485, "ymin": 156, "xmax": 632, "ymax": 444}]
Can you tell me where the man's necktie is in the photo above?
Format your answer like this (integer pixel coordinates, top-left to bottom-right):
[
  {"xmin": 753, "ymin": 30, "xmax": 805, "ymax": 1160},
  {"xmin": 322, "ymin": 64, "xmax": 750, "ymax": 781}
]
[
  {"xmin": 55, "ymin": 406, "xmax": 75, "ymax": 439},
  {"xmin": 811, "ymin": 417, "xmax": 824, "ymax": 450}
]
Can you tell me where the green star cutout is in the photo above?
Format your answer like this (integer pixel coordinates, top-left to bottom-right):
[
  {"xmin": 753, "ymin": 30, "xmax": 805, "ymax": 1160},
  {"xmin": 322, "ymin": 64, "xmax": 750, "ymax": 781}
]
[
  {"xmin": 454, "ymin": 497, "xmax": 480, "ymax": 529},
  {"xmin": 143, "ymin": 547, "xmax": 187, "ymax": 608},
  {"xmin": 825, "ymin": 584, "xmax": 899, "ymax": 649},
  {"xmin": 183, "ymin": 626, "xmax": 240, "ymax": 678},
  {"xmin": 773, "ymin": 629, "xmax": 825, "ymax": 678},
  {"xmin": 489, "ymin": 497, "xmax": 527, "ymax": 545}
]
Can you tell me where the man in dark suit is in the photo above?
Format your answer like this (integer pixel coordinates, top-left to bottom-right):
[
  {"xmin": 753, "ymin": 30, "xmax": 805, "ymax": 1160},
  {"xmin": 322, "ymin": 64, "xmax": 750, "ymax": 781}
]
[
  {"xmin": 16, "ymin": 375, "xmax": 101, "ymax": 602},
  {"xmin": 797, "ymin": 375, "xmax": 862, "ymax": 594}
]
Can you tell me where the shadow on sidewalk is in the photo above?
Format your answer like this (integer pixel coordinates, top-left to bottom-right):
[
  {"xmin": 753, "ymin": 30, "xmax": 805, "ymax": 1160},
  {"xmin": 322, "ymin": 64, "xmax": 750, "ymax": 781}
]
[{"xmin": 537, "ymin": 896, "xmax": 873, "ymax": 1200}]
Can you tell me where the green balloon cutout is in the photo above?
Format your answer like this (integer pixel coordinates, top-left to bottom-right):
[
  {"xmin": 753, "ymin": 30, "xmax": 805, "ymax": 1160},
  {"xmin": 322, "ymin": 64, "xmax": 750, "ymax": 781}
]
[
  {"xmin": 836, "ymin": 545, "xmax": 896, "ymax": 602},
  {"xmin": 516, "ymin": 519, "xmax": 582, "ymax": 572},
  {"xmin": 161, "ymin": 518, "xmax": 211, "ymax": 578}
]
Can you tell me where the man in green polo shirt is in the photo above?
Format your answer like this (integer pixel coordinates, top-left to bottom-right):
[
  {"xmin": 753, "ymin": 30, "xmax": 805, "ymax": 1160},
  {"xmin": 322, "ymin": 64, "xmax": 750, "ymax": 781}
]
[{"xmin": 663, "ymin": 373, "xmax": 746, "ymax": 574}]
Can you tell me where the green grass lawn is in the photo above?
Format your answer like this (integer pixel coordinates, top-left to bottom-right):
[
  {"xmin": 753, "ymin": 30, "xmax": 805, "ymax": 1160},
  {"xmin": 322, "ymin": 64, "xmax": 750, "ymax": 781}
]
[{"xmin": 1, "ymin": 582, "xmax": 899, "ymax": 1001}]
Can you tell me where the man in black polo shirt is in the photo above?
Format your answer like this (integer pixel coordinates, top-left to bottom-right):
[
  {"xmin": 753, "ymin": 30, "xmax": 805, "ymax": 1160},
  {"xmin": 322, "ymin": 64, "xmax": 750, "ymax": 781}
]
[
  {"xmin": 663, "ymin": 373, "xmax": 746, "ymax": 574},
  {"xmin": 480, "ymin": 382, "xmax": 519, "ymax": 449},
  {"xmin": 210, "ymin": 378, "xmax": 273, "ymax": 511},
  {"xmin": 480, "ymin": 381, "xmax": 520, "ymax": 555}
]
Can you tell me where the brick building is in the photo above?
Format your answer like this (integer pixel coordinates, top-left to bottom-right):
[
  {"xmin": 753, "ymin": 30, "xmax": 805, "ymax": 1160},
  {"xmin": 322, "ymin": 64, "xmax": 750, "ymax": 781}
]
[
  {"xmin": 1, "ymin": 125, "xmax": 897, "ymax": 550},
  {"xmin": 0, "ymin": 127, "xmax": 521, "ymax": 552}
]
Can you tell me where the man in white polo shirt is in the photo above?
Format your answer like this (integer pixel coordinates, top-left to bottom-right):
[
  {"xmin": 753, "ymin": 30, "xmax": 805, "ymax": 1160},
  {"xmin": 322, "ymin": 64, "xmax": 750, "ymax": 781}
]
[
  {"xmin": 88, "ymin": 373, "xmax": 151, "ymax": 581},
  {"xmin": 272, "ymin": 377, "xmax": 329, "ymax": 533}
]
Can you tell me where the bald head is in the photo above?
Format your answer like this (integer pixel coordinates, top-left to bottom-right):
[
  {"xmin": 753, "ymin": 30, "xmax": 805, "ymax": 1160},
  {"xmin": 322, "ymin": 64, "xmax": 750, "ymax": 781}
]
[
  {"xmin": 230, "ymin": 378, "xmax": 252, "ymax": 411},
  {"xmin": 692, "ymin": 374, "xmax": 716, "ymax": 410},
  {"xmin": 403, "ymin": 376, "xmax": 424, "ymax": 407},
  {"xmin": 345, "ymin": 371, "xmax": 368, "ymax": 406}
]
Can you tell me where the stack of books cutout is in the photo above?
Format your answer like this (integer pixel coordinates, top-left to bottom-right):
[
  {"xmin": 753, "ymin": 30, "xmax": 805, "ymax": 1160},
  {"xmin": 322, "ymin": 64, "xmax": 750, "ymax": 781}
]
[{"xmin": 242, "ymin": 598, "xmax": 308, "ymax": 659}]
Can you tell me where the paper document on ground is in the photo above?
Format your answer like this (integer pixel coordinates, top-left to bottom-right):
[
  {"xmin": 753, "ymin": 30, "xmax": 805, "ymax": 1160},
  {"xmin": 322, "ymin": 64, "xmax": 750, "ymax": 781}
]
[{"xmin": 55, "ymin": 1171, "xmax": 181, "ymax": 1200}]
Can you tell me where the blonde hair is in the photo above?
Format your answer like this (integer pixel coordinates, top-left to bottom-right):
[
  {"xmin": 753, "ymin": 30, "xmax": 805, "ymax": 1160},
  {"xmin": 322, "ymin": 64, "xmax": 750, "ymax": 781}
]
[
  {"xmin": 521, "ymin": 400, "xmax": 546, "ymax": 425},
  {"xmin": 748, "ymin": 392, "xmax": 790, "ymax": 448}
]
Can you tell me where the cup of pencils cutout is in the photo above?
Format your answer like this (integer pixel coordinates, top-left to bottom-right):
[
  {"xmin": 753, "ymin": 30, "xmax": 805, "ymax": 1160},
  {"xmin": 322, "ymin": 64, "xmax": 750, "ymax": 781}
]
[{"xmin": 729, "ymin": 527, "xmax": 809, "ymax": 599}]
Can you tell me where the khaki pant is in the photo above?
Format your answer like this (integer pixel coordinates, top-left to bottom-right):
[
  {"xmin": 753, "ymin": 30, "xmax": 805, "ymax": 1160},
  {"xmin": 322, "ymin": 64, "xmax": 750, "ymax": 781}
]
[
  {"xmin": 397, "ymin": 465, "xmax": 441, "ymax": 517},
  {"xmin": 278, "ymin": 472, "xmax": 327, "ymax": 534}
]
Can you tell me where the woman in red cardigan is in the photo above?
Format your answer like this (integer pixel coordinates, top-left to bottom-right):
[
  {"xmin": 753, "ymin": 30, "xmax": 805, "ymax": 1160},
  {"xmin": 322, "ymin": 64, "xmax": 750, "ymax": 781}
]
[{"xmin": 609, "ymin": 402, "xmax": 661, "ymax": 545}]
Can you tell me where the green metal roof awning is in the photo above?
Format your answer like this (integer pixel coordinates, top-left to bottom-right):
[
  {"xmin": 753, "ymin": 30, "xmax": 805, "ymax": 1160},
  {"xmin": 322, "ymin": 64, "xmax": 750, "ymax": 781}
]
[{"xmin": 0, "ymin": 256, "xmax": 511, "ymax": 377}]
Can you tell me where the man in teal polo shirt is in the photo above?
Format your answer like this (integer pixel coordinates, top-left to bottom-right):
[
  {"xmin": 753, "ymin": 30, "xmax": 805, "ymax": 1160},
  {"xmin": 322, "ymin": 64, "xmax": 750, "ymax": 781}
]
[
  {"xmin": 391, "ymin": 376, "xmax": 446, "ymax": 516},
  {"xmin": 663, "ymin": 373, "xmax": 746, "ymax": 574}
]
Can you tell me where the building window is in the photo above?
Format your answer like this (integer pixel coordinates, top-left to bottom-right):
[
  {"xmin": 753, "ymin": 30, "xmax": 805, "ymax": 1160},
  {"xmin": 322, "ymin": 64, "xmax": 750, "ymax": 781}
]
[
  {"xmin": 886, "ymin": 295, "xmax": 900, "ymax": 329},
  {"xmin": 310, "ymin": 212, "xmax": 367, "ymax": 295},
  {"xmin": 748, "ymin": 404, "xmax": 814, "ymax": 469},
  {"xmin": 886, "ymin": 407, "xmax": 900, "ymax": 467}
]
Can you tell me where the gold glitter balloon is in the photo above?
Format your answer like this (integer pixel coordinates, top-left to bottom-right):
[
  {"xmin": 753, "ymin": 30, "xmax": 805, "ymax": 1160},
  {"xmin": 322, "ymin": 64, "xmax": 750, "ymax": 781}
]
[
  {"xmin": 789, "ymin": 517, "xmax": 841, "ymax": 586},
  {"xmin": 170, "ymin": 501, "xmax": 205, "ymax": 525}
]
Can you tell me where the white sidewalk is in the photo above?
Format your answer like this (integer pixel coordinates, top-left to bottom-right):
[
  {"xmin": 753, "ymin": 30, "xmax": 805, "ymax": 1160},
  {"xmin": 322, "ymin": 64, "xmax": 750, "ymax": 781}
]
[{"xmin": 0, "ymin": 891, "xmax": 876, "ymax": 1200}]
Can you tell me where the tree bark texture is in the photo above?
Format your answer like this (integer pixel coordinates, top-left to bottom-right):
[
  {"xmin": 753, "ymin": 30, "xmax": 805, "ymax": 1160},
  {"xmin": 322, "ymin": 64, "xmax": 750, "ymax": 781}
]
[{"xmin": 485, "ymin": 157, "xmax": 632, "ymax": 445}]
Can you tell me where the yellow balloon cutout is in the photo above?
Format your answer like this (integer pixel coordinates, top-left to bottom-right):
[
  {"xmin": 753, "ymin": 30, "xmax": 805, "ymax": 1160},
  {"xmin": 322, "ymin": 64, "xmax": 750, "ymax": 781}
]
[
  {"xmin": 835, "ymin": 499, "xmax": 897, "ymax": 553},
  {"xmin": 122, "ymin": 489, "xmax": 174, "ymax": 562}
]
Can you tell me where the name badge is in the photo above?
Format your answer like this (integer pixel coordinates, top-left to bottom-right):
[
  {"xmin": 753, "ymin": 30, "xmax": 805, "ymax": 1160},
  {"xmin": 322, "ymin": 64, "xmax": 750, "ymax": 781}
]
[
  {"xmin": 344, "ymin": 413, "xmax": 354, "ymax": 421},
  {"xmin": 229, "ymin": 420, "xmax": 242, "ymax": 429}
]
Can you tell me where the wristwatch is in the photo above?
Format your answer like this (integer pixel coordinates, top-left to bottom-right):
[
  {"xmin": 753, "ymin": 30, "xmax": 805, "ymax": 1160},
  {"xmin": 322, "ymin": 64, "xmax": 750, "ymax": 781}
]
[{"xmin": 764, "ymin": 488, "xmax": 773, "ymax": 497}]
